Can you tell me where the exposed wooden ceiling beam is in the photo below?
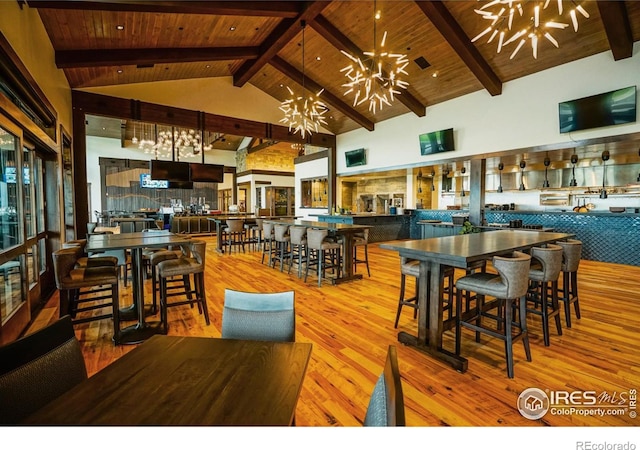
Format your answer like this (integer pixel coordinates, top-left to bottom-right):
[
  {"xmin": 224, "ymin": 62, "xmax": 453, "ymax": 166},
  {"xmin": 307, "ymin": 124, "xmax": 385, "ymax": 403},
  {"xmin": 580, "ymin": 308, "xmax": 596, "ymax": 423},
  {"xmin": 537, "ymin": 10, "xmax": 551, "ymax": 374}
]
[
  {"xmin": 55, "ymin": 47, "xmax": 260, "ymax": 69},
  {"xmin": 270, "ymin": 56, "xmax": 374, "ymax": 132},
  {"xmin": 597, "ymin": 1, "xmax": 633, "ymax": 61},
  {"xmin": 311, "ymin": 15, "xmax": 426, "ymax": 118},
  {"xmin": 247, "ymin": 139, "xmax": 278, "ymax": 154},
  {"xmin": 414, "ymin": 1, "xmax": 502, "ymax": 97},
  {"xmin": 232, "ymin": 1, "xmax": 331, "ymax": 87},
  {"xmin": 26, "ymin": 1, "xmax": 305, "ymax": 17}
]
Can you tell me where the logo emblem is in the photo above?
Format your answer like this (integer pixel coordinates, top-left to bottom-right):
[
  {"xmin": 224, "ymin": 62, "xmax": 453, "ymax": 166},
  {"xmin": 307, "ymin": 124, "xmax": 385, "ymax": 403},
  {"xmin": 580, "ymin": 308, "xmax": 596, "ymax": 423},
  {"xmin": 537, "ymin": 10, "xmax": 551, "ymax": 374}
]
[{"xmin": 518, "ymin": 388, "xmax": 550, "ymax": 420}]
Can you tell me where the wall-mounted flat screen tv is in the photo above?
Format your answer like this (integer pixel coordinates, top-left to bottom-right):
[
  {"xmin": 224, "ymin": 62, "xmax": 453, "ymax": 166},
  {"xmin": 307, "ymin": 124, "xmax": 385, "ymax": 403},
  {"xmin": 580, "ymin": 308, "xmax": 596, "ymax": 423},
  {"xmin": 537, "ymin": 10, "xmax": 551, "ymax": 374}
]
[
  {"xmin": 189, "ymin": 163, "xmax": 224, "ymax": 183},
  {"xmin": 140, "ymin": 173, "xmax": 168, "ymax": 189},
  {"xmin": 345, "ymin": 148, "xmax": 366, "ymax": 167},
  {"xmin": 419, "ymin": 128, "xmax": 455, "ymax": 155},
  {"xmin": 168, "ymin": 180, "xmax": 194, "ymax": 189},
  {"xmin": 559, "ymin": 86, "xmax": 637, "ymax": 133},
  {"xmin": 150, "ymin": 159, "xmax": 190, "ymax": 182}
]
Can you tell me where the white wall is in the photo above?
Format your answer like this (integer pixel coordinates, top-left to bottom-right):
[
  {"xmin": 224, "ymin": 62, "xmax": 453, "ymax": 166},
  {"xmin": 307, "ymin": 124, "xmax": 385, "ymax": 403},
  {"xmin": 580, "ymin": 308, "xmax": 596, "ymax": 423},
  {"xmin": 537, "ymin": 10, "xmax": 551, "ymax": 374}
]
[
  {"xmin": 337, "ymin": 44, "xmax": 640, "ymax": 176},
  {"xmin": 295, "ymin": 157, "xmax": 329, "ymax": 220}
]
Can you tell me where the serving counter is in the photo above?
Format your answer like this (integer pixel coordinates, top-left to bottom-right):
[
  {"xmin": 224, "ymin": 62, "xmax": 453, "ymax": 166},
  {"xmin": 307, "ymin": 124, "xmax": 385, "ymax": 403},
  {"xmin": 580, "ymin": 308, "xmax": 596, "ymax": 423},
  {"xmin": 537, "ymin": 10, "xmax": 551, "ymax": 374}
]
[
  {"xmin": 316, "ymin": 213, "xmax": 411, "ymax": 243},
  {"xmin": 413, "ymin": 209, "xmax": 640, "ymax": 266}
]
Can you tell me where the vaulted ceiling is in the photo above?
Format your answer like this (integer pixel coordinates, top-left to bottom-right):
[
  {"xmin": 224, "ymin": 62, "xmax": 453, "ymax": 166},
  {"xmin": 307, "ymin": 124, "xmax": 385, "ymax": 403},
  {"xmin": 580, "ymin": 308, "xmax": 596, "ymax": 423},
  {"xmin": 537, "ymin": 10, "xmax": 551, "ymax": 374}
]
[{"xmin": 28, "ymin": 0, "xmax": 640, "ymax": 138}]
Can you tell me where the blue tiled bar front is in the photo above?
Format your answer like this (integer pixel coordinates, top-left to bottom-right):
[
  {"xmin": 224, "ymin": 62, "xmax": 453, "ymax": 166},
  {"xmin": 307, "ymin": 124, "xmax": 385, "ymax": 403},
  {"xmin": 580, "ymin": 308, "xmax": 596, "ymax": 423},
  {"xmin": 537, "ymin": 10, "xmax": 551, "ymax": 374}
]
[{"xmin": 412, "ymin": 210, "xmax": 640, "ymax": 266}]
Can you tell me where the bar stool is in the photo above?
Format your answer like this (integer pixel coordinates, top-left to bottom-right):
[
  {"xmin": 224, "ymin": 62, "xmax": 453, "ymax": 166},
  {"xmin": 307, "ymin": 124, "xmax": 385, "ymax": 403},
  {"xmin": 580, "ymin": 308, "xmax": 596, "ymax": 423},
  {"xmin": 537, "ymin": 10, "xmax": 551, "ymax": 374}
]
[
  {"xmin": 353, "ymin": 229, "xmax": 371, "ymax": 277},
  {"xmin": 394, "ymin": 257, "xmax": 455, "ymax": 328},
  {"xmin": 157, "ymin": 240, "xmax": 210, "ymax": 334},
  {"xmin": 304, "ymin": 228, "xmax": 342, "ymax": 287},
  {"xmin": 287, "ymin": 226, "xmax": 307, "ymax": 278},
  {"xmin": 149, "ymin": 246, "xmax": 187, "ymax": 314},
  {"xmin": 272, "ymin": 224, "xmax": 291, "ymax": 272},
  {"xmin": 526, "ymin": 243, "xmax": 564, "ymax": 346},
  {"xmin": 225, "ymin": 218, "xmax": 246, "ymax": 253},
  {"xmin": 245, "ymin": 218, "xmax": 264, "ymax": 251},
  {"xmin": 556, "ymin": 239, "xmax": 582, "ymax": 327},
  {"xmin": 261, "ymin": 221, "xmax": 276, "ymax": 266},
  {"xmin": 455, "ymin": 251, "xmax": 532, "ymax": 378},
  {"xmin": 52, "ymin": 247, "xmax": 121, "ymax": 344}
]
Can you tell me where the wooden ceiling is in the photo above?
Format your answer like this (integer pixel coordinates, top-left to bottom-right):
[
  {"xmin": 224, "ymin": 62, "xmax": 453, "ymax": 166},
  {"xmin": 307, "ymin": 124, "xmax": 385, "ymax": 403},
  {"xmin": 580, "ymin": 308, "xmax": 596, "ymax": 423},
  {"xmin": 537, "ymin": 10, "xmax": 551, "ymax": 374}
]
[{"xmin": 28, "ymin": 1, "xmax": 640, "ymax": 137}]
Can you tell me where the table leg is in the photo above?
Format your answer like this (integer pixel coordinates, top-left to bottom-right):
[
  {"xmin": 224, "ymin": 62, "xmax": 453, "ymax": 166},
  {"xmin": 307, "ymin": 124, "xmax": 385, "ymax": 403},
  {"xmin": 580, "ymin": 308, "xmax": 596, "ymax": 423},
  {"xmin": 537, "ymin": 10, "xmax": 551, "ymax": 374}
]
[
  {"xmin": 397, "ymin": 259, "xmax": 468, "ymax": 372},
  {"xmin": 331, "ymin": 231, "xmax": 363, "ymax": 285},
  {"xmin": 116, "ymin": 247, "xmax": 162, "ymax": 345}
]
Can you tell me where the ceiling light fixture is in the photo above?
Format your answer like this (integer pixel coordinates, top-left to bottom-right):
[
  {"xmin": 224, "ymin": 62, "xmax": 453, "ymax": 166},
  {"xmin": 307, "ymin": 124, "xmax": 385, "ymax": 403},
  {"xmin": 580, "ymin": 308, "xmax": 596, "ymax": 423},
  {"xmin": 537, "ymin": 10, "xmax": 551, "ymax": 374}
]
[
  {"xmin": 279, "ymin": 21, "xmax": 327, "ymax": 139},
  {"xmin": 472, "ymin": 0, "xmax": 590, "ymax": 60},
  {"xmin": 497, "ymin": 162, "xmax": 504, "ymax": 193},
  {"xmin": 340, "ymin": 0, "xmax": 409, "ymax": 114},
  {"xmin": 431, "ymin": 170, "xmax": 436, "ymax": 191},
  {"xmin": 417, "ymin": 168, "xmax": 423, "ymax": 193},
  {"xmin": 519, "ymin": 160, "xmax": 526, "ymax": 191}
]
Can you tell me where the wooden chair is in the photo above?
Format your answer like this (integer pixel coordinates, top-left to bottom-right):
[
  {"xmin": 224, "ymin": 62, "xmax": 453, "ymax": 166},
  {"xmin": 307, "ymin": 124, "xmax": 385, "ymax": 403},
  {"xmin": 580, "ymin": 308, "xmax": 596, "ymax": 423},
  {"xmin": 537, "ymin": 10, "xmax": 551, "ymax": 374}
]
[
  {"xmin": 221, "ymin": 289, "xmax": 295, "ymax": 342},
  {"xmin": 363, "ymin": 345, "xmax": 406, "ymax": 426},
  {"xmin": 0, "ymin": 315, "xmax": 88, "ymax": 424}
]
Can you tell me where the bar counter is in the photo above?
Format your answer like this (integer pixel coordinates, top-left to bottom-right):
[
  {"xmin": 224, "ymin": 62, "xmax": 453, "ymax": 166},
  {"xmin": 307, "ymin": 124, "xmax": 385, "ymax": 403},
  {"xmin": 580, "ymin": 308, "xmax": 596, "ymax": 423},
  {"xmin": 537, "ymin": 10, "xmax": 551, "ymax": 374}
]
[
  {"xmin": 315, "ymin": 213, "xmax": 411, "ymax": 243},
  {"xmin": 413, "ymin": 209, "xmax": 640, "ymax": 266}
]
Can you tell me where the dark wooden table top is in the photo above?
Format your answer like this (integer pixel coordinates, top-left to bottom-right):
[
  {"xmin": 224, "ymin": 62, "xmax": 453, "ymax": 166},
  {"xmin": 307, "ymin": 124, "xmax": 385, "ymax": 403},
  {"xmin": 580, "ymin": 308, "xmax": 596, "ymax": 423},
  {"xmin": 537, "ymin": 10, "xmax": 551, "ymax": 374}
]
[
  {"xmin": 86, "ymin": 230, "xmax": 191, "ymax": 252},
  {"xmin": 380, "ymin": 230, "xmax": 574, "ymax": 268},
  {"xmin": 23, "ymin": 335, "xmax": 313, "ymax": 426}
]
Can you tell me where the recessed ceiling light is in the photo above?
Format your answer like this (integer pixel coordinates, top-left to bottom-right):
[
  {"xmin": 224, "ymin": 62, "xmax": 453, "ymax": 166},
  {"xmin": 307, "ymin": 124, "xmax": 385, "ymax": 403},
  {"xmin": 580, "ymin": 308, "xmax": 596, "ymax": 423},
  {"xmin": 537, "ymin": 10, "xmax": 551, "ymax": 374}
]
[
  {"xmin": 432, "ymin": 72, "xmax": 438, "ymax": 78},
  {"xmin": 316, "ymin": 56, "xmax": 321, "ymax": 61},
  {"xmin": 117, "ymin": 69, "xmax": 123, "ymax": 74},
  {"xmin": 229, "ymin": 26, "xmax": 236, "ymax": 31},
  {"xmin": 115, "ymin": 25, "xmax": 124, "ymax": 31},
  {"xmin": 206, "ymin": 65, "xmax": 211, "ymax": 68}
]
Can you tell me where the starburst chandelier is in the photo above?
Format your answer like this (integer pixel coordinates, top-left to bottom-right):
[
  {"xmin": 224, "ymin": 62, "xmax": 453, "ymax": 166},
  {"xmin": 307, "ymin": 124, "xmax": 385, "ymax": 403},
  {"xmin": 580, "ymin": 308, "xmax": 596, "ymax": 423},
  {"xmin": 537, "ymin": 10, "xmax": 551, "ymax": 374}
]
[
  {"xmin": 279, "ymin": 21, "xmax": 327, "ymax": 139},
  {"xmin": 340, "ymin": 1, "xmax": 409, "ymax": 114},
  {"xmin": 472, "ymin": 0, "xmax": 590, "ymax": 60}
]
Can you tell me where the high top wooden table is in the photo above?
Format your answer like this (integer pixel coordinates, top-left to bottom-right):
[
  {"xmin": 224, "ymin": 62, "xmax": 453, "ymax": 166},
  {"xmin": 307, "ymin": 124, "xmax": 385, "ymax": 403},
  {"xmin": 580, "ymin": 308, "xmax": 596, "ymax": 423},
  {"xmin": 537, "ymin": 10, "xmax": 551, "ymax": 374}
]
[
  {"xmin": 86, "ymin": 231, "xmax": 192, "ymax": 344},
  {"xmin": 23, "ymin": 335, "xmax": 312, "ymax": 426},
  {"xmin": 380, "ymin": 230, "xmax": 574, "ymax": 372}
]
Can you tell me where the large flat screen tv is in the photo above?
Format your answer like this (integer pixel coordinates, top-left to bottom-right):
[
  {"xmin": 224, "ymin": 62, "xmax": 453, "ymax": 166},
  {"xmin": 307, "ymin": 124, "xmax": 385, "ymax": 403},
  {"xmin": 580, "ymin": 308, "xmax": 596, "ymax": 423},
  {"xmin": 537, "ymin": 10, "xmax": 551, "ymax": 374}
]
[
  {"xmin": 559, "ymin": 86, "xmax": 637, "ymax": 133},
  {"xmin": 189, "ymin": 163, "xmax": 224, "ymax": 183},
  {"xmin": 140, "ymin": 173, "xmax": 168, "ymax": 189},
  {"xmin": 345, "ymin": 148, "xmax": 366, "ymax": 167},
  {"xmin": 419, "ymin": 128, "xmax": 455, "ymax": 155},
  {"xmin": 150, "ymin": 159, "xmax": 190, "ymax": 182}
]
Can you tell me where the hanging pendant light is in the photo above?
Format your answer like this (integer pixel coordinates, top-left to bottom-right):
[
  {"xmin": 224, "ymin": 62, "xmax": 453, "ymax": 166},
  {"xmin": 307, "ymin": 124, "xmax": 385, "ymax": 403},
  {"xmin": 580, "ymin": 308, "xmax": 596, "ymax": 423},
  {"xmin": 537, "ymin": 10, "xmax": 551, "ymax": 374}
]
[
  {"xmin": 519, "ymin": 160, "xmax": 526, "ymax": 191},
  {"xmin": 431, "ymin": 170, "xmax": 436, "ymax": 191},
  {"xmin": 543, "ymin": 156, "xmax": 551, "ymax": 188},
  {"xmin": 460, "ymin": 167, "xmax": 466, "ymax": 197},
  {"xmin": 279, "ymin": 21, "xmax": 327, "ymax": 138},
  {"xmin": 497, "ymin": 162, "xmax": 504, "ymax": 193},
  {"xmin": 417, "ymin": 168, "xmax": 423, "ymax": 194},
  {"xmin": 569, "ymin": 153, "xmax": 578, "ymax": 186},
  {"xmin": 600, "ymin": 150, "xmax": 610, "ymax": 199}
]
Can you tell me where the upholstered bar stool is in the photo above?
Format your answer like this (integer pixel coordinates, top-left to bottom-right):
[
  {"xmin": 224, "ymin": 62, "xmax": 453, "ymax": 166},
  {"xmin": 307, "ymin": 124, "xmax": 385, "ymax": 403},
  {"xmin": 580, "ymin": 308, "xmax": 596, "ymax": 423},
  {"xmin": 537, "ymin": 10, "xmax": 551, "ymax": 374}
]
[
  {"xmin": 156, "ymin": 240, "xmax": 210, "ymax": 334},
  {"xmin": 526, "ymin": 243, "xmax": 564, "ymax": 346},
  {"xmin": 272, "ymin": 224, "xmax": 291, "ymax": 272},
  {"xmin": 455, "ymin": 251, "xmax": 532, "ymax": 378},
  {"xmin": 304, "ymin": 228, "xmax": 342, "ymax": 287},
  {"xmin": 53, "ymin": 248, "xmax": 121, "ymax": 344},
  {"xmin": 394, "ymin": 257, "xmax": 454, "ymax": 328},
  {"xmin": 261, "ymin": 221, "xmax": 276, "ymax": 266},
  {"xmin": 225, "ymin": 218, "xmax": 246, "ymax": 253},
  {"xmin": 244, "ymin": 218, "xmax": 264, "ymax": 251},
  {"xmin": 353, "ymin": 229, "xmax": 371, "ymax": 277},
  {"xmin": 63, "ymin": 239, "xmax": 119, "ymax": 269},
  {"xmin": 287, "ymin": 226, "xmax": 307, "ymax": 278},
  {"xmin": 556, "ymin": 239, "xmax": 582, "ymax": 327},
  {"xmin": 149, "ymin": 245, "xmax": 187, "ymax": 314}
]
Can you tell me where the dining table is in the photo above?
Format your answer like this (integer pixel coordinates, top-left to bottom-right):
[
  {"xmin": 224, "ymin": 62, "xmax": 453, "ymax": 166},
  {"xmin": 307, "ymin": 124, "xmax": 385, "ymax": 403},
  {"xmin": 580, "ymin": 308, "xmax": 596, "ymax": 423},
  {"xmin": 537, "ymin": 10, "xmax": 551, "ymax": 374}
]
[
  {"xmin": 380, "ymin": 230, "xmax": 574, "ymax": 372},
  {"xmin": 22, "ymin": 335, "xmax": 313, "ymax": 426},
  {"xmin": 263, "ymin": 219, "xmax": 372, "ymax": 284},
  {"xmin": 86, "ymin": 230, "xmax": 192, "ymax": 344}
]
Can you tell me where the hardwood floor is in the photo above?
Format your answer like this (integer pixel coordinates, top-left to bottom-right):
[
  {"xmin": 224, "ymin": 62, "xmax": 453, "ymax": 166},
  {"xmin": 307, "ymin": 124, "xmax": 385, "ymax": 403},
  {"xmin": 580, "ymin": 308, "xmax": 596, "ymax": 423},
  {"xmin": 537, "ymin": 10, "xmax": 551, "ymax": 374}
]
[{"xmin": 30, "ymin": 237, "xmax": 639, "ymax": 426}]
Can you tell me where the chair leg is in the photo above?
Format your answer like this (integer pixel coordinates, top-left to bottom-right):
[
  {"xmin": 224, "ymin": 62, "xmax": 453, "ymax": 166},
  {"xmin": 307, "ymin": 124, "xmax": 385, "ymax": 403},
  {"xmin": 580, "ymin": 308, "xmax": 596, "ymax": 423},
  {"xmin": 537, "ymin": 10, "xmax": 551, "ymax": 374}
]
[
  {"xmin": 395, "ymin": 274, "xmax": 407, "ymax": 328},
  {"xmin": 197, "ymin": 273, "xmax": 210, "ymax": 325},
  {"xmin": 504, "ymin": 297, "xmax": 514, "ymax": 378},
  {"xmin": 112, "ymin": 281, "xmax": 121, "ymax": 346},
  {"xmin": 519, "ymin": 295, "xmax": 532, "ymax": 362},
  {"xmin": 455, "ymin": 288, "xmax": 463, "ymax": 355},
  {"xmin": 364, "ymin": 245, "xmax": 370, "ymax": 277},
  {"xmin": 572, "ymin": 272, "xmax": 581, "ymax": 319},
  {"xmin": 562, "ymin": 273, "xmax": 572, "ymax": 327}
]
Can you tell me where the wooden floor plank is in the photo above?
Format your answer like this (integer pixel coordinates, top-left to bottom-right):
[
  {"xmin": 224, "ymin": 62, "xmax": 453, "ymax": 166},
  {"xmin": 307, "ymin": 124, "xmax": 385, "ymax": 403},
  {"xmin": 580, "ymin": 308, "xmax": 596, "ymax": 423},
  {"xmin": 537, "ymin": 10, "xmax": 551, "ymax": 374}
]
[{"xmin": 31, "ymin": 237, "xmax": 639, "ymax": 426}]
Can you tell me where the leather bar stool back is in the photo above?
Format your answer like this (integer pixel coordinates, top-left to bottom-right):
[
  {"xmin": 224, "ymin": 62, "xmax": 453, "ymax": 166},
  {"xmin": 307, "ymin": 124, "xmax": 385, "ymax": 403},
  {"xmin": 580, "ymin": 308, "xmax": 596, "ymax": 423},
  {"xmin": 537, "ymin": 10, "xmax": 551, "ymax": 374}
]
[
  {"xmin": 527, "ymin": 243, "xmax": 564, "ymax": 346},
  {"xmin": 53, "ymin": 248, "xmax": 121, "ymax": 344},
  {"xmin": 455, "ymin": 251, "xmax": 532, "ymax": 378},
  {"xmin": 273, "ymin": 224, "xmax": 291, "ymax": 272},
  {"xmin": 556, "ymin": 239, "xmax": 582, "ymax": 327},
  {"xmin": 287, "ymin": 226, "xmax": 308, "ymax": 278},
  {"xmin": 225, "ymin": 219, "xmax": 246, "ymax": 254},
  {"xmin": 157, "ymin": 240, "xmax": 210, "ymax": 334},
  {"xmin": 304, "ymin": 228, "xmax": 342, "ymax": 287},
  {"xmin": 261, "ymin": 221, "xmax": 276, "ymax": 266}
]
